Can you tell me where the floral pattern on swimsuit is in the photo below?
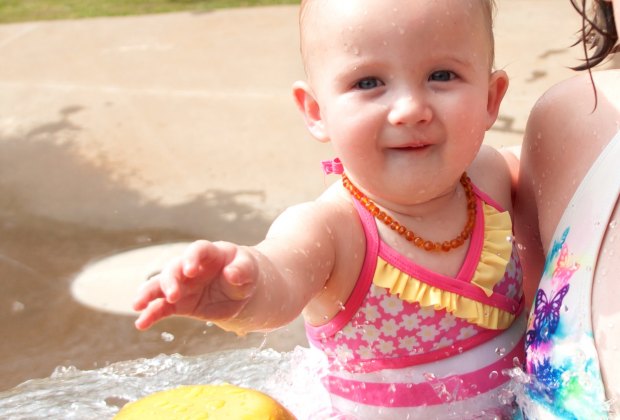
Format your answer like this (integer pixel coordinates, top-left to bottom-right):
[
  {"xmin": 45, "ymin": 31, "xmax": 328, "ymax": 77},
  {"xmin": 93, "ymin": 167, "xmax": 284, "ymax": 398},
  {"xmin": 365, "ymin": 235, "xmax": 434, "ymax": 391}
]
[{"xmin": 524, "ymin": 227, "xmax": 608, "ymax": 420}]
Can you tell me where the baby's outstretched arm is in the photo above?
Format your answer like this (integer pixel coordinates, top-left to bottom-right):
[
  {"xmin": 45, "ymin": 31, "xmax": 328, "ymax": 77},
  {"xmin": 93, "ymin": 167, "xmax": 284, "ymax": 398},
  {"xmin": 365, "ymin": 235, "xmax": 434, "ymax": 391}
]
[{"xmin": 133, "ymin": 201, "xmax": 339, "ymax": 334}]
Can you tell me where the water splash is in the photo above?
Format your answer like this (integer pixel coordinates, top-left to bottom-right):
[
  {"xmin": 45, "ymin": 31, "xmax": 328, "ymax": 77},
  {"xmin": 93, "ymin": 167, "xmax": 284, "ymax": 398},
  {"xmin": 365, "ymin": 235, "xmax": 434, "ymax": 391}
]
[{"xmin": 0, "ymin": 347, "xmax": 330, "ymax": 420}]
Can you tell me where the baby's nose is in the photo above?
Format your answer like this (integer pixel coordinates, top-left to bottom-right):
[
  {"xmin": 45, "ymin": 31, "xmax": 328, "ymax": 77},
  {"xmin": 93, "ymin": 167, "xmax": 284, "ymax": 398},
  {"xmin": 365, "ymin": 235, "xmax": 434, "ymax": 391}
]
[{"xmin": 387, "ymin": 95, "xmax": 432, "ymax": 126}]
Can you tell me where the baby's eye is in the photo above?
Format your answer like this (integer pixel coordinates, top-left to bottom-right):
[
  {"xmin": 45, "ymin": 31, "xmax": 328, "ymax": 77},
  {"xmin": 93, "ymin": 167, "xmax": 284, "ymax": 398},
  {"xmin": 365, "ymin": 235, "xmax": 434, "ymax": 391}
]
[
  {"xmin": 429, "ymin": 70, "xmax": 456, "ymax": 82},
  {"xmin": 354, "ymin": 77, "xmax": 383, "ymax": 90}
]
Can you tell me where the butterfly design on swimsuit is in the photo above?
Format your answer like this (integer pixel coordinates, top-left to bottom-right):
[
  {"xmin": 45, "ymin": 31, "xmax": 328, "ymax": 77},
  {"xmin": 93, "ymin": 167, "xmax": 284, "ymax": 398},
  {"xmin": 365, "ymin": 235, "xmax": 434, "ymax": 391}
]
[
  {"xmin": 525, "ymin": 284, "xmax": 570, "ymax": 348},
  {"xmin": 550, "ymin": 242, "xmax": 580, "ymax": 290}
]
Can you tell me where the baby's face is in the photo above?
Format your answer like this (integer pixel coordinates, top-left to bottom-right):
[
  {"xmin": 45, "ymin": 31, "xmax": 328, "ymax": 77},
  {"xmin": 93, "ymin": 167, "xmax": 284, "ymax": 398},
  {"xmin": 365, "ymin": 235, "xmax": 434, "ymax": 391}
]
[{"xmin": 298, "ymin": 0, "xmax": 502, "ymax": 204}]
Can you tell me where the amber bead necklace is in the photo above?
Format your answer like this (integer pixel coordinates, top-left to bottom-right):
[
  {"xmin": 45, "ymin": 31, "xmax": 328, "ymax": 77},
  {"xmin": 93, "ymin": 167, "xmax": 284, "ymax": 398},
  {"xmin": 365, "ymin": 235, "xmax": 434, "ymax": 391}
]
[{"xmin": 341, "ymin": 173, "xmax": 477, "ymax": 252}]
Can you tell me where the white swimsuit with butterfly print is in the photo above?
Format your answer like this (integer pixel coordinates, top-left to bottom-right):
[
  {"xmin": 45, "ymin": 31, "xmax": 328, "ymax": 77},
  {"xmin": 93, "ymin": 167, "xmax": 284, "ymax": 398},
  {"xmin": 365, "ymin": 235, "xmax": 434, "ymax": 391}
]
[{"xmin": 521, "ymin": 131, "xmax": 620, "ymax": 419}]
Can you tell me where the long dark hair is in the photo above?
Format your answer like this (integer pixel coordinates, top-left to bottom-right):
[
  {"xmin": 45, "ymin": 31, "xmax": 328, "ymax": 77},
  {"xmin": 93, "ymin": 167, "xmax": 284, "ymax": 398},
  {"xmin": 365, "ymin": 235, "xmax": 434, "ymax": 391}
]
[{"xmin": 571, "ymin": 0, "xmax": 618, "ymax": 70}]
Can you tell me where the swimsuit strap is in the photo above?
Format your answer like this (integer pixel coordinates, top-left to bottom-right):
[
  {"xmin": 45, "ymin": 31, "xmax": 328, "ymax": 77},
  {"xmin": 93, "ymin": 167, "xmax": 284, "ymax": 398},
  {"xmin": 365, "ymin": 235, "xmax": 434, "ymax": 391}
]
[
  {"xmin": 524, "ymin": 131, "xmax": 620, "ymax": 419},
  {"xmin": 305, "ymin": 184, "xmax": 380, "ymax": 341}
]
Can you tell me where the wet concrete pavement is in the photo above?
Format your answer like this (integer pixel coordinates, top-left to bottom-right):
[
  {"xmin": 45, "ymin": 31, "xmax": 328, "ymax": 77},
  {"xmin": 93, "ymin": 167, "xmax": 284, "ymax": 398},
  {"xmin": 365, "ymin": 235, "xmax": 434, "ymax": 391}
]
[{"xmin": 0, "ymin": 1, "xmax": 613, "ymax": 391}]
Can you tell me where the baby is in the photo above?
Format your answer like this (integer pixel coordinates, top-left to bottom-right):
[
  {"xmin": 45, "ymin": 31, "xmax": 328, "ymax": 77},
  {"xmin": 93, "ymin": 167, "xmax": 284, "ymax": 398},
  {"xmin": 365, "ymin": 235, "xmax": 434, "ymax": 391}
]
[{"xmin": 134, "ymin": 0, "xmax": 525, "ymax": 418}]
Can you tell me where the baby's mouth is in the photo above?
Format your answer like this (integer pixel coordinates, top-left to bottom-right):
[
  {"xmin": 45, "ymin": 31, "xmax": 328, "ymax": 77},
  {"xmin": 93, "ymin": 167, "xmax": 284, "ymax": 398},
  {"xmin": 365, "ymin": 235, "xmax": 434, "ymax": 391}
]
[{"xmin": 392, "ymin": 143, "xmax": 431, "ymax": 151}]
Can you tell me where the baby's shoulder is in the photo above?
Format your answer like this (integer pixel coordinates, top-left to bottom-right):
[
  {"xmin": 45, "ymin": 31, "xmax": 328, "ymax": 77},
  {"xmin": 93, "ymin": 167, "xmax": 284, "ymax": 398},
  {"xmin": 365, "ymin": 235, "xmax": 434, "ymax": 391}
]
[
  {"xmin": 269, "ymin": 183, "xmax": 360, "ymax": 238},
  {"xmin": 468, "ymin": 145, "xmax": 513, "ymax": 211}
]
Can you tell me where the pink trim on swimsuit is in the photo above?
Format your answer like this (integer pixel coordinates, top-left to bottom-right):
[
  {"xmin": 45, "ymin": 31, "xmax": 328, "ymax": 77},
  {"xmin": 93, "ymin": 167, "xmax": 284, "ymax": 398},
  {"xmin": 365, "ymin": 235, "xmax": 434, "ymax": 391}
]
[{"xmin": 306, "ymin": 200, "xmax": 380, "ymax": 339}]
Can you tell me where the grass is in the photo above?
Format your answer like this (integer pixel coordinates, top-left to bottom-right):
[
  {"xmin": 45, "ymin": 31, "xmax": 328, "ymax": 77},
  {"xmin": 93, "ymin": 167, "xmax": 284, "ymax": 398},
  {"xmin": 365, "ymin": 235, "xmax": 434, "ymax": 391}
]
[{"xmin": 0, "ymin": 0, "xmax": 299, "ymax": 24}]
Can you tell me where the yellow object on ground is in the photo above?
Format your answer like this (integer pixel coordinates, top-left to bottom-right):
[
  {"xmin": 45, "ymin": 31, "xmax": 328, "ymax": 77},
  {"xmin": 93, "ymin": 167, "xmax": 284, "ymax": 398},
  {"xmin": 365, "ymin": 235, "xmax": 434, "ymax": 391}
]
[{"xmin": 115, "ymin": 383, "xmax": 296, "ymax": 420}]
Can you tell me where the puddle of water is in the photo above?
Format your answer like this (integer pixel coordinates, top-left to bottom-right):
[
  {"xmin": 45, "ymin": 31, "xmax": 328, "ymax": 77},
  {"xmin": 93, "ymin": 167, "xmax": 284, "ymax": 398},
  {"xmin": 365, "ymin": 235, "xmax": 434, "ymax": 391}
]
[{"xmin": 0, "ymin": 208, "xmax": 307, "ymax": 393}]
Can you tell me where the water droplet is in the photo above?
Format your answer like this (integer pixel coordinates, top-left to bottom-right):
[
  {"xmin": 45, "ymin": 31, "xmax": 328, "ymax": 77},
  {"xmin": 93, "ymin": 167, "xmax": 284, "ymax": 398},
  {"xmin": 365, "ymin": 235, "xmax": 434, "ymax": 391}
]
[
  {"xmin": 498, "ymin": 388, "xmax": 515, "ymax": 405},
  {"xmin": 257, "ymin": 334, "xmax": 268, "ymax": 350},
  {"xmin": 12, "ymin": 301, "xmax": 25, "ymax": 313},
  {"xmin": 423, "ymin": 372, "xmax": 437, "ymax": 381},
  {"xmin": 160, "ymin": 332, "xmax": 174, "ymax": 342},
  {"xmin": 488, "ymin": 370, "xmax": 499, "ymax": 380},
  {"xmin": 495, "ymin": 347, "xmax": 506, "ymax": 357}
]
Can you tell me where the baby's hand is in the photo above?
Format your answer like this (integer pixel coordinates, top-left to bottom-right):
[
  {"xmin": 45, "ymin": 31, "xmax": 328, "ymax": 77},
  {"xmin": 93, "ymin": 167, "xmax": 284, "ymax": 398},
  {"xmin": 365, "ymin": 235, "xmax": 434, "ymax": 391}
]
[{"xmin": 133, "ymin": 240, "xmax": 257, "ymax": 330}]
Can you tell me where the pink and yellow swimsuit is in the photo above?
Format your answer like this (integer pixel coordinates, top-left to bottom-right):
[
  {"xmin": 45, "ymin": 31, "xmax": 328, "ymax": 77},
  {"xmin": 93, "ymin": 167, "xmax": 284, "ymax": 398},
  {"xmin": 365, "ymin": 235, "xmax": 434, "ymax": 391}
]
[{"xmin": 306, "ymin": 171, "xmax": 525, "ymax": 419}]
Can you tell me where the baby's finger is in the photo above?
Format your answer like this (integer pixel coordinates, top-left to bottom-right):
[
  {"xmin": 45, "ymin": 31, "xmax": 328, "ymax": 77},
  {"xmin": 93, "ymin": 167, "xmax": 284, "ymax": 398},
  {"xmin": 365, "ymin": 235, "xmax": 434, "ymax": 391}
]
[
  {"xmin": 220, "ymin": 249, "xmax": 257, "ymax": 300},
  {"xmin": 157, "ymin": 258, "xmax": 186, "ymax": 303},
  {"xmin": 132, "ymin": 274, "xmax": 166, "ymax": 311},
  {"xmin": 182, "ymin": 240, "xmax": 234, "ymax": 279},
  {"xmin": 224, "ymin": 251, "xmax": 255, "ymax": 286},
  {"xmin": 134, "ymin": 298, "xmax": 175, "ymax": 330},
  {"xmin": 221, "ymin": 266, "xmax": 256, "ymax": 301}
]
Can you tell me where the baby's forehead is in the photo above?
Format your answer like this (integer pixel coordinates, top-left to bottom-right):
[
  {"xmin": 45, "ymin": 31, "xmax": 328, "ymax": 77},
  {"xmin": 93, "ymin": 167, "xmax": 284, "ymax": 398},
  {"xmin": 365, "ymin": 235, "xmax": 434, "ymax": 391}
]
[
  {"xmin": 299, "ymin": 0, "xmax": 492, "ymax": 43},
  {"xmin": 299, "ymin": 0, "xmax": 495, "ymax": 74},
  {"xmin": 299, "ymin": 0, "xmax": 494, "ymax": 69}
]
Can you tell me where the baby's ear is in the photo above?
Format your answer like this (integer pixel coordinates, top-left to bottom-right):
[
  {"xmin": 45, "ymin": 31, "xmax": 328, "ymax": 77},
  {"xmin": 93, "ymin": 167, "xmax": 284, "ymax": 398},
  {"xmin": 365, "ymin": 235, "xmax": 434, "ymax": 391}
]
[
  {"xmin": 292, "ymin": 81, "xmax": 328, "ymax": 142},
  {"xmin": 485, "ymin": 69, "xmax": 509, "ymax": 130}
]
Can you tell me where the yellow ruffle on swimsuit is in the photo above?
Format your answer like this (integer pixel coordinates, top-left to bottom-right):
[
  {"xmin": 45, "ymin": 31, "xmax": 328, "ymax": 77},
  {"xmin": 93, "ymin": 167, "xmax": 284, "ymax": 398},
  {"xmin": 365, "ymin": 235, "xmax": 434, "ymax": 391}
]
[{"xmin": 115, "ymin": 384, "xmax": 296, "ymax": 420}]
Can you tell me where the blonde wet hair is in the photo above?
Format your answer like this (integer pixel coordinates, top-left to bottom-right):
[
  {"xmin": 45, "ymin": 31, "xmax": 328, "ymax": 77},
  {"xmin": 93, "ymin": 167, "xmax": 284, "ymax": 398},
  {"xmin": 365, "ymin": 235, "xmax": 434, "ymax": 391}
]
[{"xmin": 298, "ymin": 0, "xmax": 498, "ymax": 71}]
